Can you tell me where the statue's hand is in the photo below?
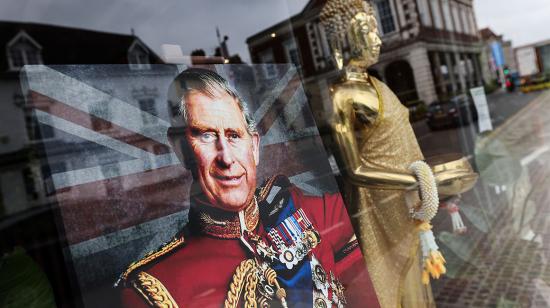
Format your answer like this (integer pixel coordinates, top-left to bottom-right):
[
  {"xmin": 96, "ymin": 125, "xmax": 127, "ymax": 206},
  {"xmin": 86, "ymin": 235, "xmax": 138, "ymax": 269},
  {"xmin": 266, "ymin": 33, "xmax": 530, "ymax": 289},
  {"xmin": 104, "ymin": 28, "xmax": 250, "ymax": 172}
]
[{"xmin": 432, "ymin": 157, "xmax": 478, "ymax": 196}]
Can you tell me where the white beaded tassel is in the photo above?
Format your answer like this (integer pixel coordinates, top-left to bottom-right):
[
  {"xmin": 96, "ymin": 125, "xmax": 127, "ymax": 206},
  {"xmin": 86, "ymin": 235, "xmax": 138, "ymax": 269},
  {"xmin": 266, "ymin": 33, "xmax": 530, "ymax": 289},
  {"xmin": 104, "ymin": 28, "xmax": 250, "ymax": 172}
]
[{"xmin": 446, "ymin": 199, "xmax": 467, "ymax": 234}]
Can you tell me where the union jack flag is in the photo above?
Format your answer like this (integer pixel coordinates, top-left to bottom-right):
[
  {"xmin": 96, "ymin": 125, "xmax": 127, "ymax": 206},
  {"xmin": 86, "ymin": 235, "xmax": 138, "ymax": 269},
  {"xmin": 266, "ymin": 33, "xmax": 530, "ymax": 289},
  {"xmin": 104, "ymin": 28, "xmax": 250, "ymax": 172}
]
[{"xmin": 21, "ymin": 64, "xmax": 337, "ymax": 303}]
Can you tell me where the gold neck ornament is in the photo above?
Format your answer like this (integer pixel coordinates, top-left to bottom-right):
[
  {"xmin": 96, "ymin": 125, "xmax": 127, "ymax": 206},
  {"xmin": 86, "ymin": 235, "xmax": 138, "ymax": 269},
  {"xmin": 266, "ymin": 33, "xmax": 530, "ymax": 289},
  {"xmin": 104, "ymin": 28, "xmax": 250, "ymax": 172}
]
[{"xmin": 194, "ymin": 197, "xmax": 260, "ymax": 239}]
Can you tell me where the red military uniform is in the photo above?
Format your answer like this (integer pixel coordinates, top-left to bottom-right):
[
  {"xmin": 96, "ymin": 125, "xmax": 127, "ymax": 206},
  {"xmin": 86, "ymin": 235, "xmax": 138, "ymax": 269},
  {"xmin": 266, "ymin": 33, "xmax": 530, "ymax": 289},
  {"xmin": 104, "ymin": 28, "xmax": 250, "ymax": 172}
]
[{"xmin": 118, "ymin": 175, "xmax": 379, "ymax": 307}]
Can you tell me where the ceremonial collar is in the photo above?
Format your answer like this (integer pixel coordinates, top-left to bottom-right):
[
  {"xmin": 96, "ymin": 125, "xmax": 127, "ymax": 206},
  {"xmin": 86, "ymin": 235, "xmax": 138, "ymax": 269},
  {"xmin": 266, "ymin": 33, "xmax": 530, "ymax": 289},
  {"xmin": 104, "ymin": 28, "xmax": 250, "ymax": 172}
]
[{"xmin": 191, "ymin": 196, "xmax": 260, "ymax": 239}]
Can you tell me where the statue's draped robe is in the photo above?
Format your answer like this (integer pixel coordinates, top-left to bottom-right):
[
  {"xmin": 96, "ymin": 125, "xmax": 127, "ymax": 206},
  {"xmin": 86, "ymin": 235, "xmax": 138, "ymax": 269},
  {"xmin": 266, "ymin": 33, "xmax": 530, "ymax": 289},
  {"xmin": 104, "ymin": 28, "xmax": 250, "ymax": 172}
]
[{"xmin": 340, "ymin": 77, "xmax": 434, "ymax": 308}]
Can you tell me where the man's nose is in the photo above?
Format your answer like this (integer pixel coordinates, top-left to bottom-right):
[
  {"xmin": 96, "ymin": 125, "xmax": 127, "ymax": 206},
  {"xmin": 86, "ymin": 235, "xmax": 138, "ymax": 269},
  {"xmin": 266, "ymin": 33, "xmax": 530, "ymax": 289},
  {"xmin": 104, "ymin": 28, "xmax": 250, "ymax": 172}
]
[{"xmin": 215, "ymin": 136, "xmax": 235, "ymax": 167}]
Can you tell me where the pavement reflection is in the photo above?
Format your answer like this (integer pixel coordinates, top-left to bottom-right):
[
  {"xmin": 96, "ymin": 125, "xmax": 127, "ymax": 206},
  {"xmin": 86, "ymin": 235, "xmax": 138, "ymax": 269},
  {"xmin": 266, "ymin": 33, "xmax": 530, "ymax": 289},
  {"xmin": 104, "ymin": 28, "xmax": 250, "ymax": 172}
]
[{"xmin": 416, "ymin": 89, "xmax": 550, "ymax": 307}]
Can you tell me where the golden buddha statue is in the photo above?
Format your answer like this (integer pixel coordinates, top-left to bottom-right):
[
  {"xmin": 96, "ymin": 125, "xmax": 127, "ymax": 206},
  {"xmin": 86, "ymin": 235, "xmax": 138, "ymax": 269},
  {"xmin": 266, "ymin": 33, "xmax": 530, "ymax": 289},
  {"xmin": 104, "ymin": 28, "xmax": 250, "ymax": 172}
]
[{"xmin": 319, "ymin": 0, "xmax": 478, "ymax": 307}]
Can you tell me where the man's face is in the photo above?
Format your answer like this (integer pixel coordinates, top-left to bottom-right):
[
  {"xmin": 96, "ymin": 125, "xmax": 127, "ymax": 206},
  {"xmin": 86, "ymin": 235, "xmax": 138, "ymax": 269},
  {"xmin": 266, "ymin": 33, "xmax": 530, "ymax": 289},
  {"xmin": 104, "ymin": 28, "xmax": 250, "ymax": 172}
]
[{"xmin": 184, "ymin": 90, "xmax": 260, "ymax": 212}]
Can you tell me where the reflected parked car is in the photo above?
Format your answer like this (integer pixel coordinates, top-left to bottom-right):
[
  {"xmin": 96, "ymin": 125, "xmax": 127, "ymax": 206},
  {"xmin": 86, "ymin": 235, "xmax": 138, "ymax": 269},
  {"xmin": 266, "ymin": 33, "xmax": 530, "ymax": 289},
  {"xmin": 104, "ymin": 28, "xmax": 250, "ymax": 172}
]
[{"xmin": 426, "ymin": 95, "xmax": 478, "ymax": 130}]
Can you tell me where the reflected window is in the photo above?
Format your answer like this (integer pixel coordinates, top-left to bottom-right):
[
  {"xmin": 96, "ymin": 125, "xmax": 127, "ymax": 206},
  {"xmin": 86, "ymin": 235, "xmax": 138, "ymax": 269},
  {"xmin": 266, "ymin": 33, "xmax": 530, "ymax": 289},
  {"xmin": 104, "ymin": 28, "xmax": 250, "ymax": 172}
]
[
  {"xmin": 23, "ymin": 167, "xmax": 39, "ymax": 200},
  {"xmin": 169, "ymin": 100, "xmax": 180, "ymax": 119},
  {"xmin": 441, "ymin": 64, "xmax": 449, "ymax": 77},
  {"xmin": 26, "ymin": 111, "xmax": 54, "ymax": 141},
  {"xmin": 430, "ymin": 0, "xmax": 444, "ymax": 29},
  {"xmin": 451, "ymin": 3, "xmax": 463, "ymax": 33},
  {"xmin": 468, "ymin": 9, "xmax": 477, "ymax": 35},
  {"xmin": 283, "ymin": 39, "xmax": 301, "ymax": 69},
  {"xmin": 0, "ymin": 185, "xmax": 4, "ymax": 217},
  {"xmin": 7, "ymin": 30, "xmax": 43, "ymax": 70},
  {"xmin": 417, "ymin": 0, "xmax": 432, "ymax": 26},
  {"xmin": 42, "ymin": 162, "xmax": 66, "ymax": 196},
  {"xmin": 90, "ymin": 103, "xmax": 112, "ymax": 131},
  {"xmin": 13, "ymin": 93, "xmax": 25, "ymax": 107},
  {"xmin": 375, "ymin": 0, "xmax": 396, "ymax": 34},
  {"xmin": 100, "ymin": 163, "xmax": 119, "ymax": 178},
  {"xmin": 100, "ymin": 163, "xmax": 122, "ymax": 195},
  {"xmin": 460, "ymin": 6, "xmax": 471, "ymax": 34},
  {"xmin": 441, "ymin": 0, "xmax": 454, "ymax": 32},
  {"xmin": 259, "ymin": 49, "xmax": 277, "ymax": 79},
  {"xmin": 39, "ymin": 121, "xmax": 54, "ymax": 140},
  {"xmin": 127, "ymin": 40, "xmax": 151, "ymax": 70},
  {"xmin": 142, "ymin": 154, "xmax": 152, "ymax": 171},
  {"xmin": 139, "ymin": 98, "xmax": 158, "ymax": 125}
]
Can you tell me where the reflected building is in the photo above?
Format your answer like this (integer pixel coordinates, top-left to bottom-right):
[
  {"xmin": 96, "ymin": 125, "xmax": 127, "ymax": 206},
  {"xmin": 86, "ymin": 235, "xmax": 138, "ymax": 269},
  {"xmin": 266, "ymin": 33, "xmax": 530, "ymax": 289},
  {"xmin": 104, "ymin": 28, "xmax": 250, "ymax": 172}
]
[
  {"xmin": 246, "ymin": 0, "xmax": 485, "ymax": 130},
  {"xmin": 0, "ymin": 21, "xmax": 164, "ymax": 218},
  {"xmin": 0, "ymin": 21, "xmax": 169, "ymax": 306},
  {"xmin": 515, "ymin": 39, "xmax": 550, "ymax": 77},
  {"xmin": 479, "ymin": 27, "xmax": 517, "ymax": 84}
]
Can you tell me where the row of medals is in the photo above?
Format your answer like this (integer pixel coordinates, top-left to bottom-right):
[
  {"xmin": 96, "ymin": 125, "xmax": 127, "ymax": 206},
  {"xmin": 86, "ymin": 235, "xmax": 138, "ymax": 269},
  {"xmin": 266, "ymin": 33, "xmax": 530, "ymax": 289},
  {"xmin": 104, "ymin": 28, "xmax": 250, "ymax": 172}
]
[{"xmin": 246, "ymin": 227, "xmax": 346, "ymax": 307}]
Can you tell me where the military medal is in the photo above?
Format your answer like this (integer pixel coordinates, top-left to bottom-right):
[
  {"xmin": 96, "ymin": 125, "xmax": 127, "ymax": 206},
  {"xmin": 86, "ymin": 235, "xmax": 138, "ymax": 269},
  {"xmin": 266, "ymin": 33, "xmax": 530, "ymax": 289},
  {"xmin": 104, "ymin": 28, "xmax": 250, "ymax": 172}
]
[
  {"xmin": 227, "ymin": 188, "xmax": 344, "ymax": 308},
  {"xmin": 238, "ymin": 231, "xmax": 289, "ymax": 308},
  {"xmin": 313, "ymin": 290, "xmax": 332, "ymax": 308},
  {"xmin": 279, "ymin": 247, "xmax": 298, "ymax": 269},
  {"xmin": 267, "ymin": 209, "xmax": 320, "ymax": 269},
  {"xmin": 311, "ymin": 256, "xmax": 330, "ymax": 298},
  {"xmin": 311, "ymin": 255, "xmax": 347, "ymax": 308},
  {"xmin": 330, "ymin": 272, "xmax": 347, "ymax": 308}
]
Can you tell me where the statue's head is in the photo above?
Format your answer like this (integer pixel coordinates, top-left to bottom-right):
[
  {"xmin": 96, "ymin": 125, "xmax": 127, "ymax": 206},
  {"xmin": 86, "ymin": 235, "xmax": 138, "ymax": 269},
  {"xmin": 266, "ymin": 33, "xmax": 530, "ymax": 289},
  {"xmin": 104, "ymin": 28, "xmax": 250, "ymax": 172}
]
[{"xmin": 320, "ymin": 0, "xmax": 382, "ymax": 70}]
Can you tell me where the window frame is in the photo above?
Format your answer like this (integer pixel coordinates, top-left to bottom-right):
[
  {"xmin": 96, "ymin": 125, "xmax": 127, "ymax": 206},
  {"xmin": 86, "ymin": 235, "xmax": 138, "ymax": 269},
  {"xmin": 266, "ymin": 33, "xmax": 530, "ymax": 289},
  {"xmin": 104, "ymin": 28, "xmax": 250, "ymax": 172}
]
[
  {"xmin": 258, "ymin": 49, "xmax": 278, "ymax": 79},
  {"xmin": 6, "ymin": 30, "xmax": 43, "ymax": 71},
  {"xmin": 430, "ymin": 0, "xmax": 444, "ymax": 30},
  {"xmin": 138, "ymin": 98, "xmax": 158, "ymax": 126},
  {"xmin": 127, "ymin": 39, "xmax": 152, "ymax": 70},
  {"xmin": 283, "ymin": 39, "xmax": 302, "ymax": 69},
  {"xmin": 374, "ymin": 0, "xmax": 397, "ymax": 35}
]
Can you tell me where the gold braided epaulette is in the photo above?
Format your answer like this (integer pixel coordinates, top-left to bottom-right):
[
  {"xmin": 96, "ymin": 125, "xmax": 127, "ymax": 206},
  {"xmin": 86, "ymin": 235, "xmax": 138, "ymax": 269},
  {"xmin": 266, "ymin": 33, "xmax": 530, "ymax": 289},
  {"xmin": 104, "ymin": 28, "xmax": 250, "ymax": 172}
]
[
  {"xmin": 133, "ymin": 271, "xmax": 179, "ymax": 308},
  {"xmin": 257, "ymin": 175, "xmax": 289, "ymax": 202},
  {"xmin": 116, "ymin": 235, "xmax": 185, "ymax": 286},
  {"xmin": 258, "ymin": 176, "xmax": 277, "ymax": 201}
]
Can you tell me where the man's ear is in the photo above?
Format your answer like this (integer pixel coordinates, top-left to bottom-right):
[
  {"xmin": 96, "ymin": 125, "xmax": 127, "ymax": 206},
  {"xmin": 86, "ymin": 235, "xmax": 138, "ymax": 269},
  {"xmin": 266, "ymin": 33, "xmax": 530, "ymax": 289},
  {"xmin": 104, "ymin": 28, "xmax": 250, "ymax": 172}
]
[{"xmin": 252, "ymin": 132, "xmax": 260, "ymax": 166}]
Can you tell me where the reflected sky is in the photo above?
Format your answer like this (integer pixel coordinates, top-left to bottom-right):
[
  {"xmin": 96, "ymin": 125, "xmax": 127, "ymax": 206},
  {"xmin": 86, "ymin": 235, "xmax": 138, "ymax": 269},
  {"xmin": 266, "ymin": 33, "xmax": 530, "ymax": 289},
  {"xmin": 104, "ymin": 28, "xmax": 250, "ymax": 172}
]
[
  {"xmin": 474, "ymin": 0, "xmax": 550, "ymax": 47},
  {"xmin": 0, "ymin": 0, "xmax": 548, "ymax": 62},
  {"xmin": 0, "ymin": 0, "xmax": 309, "ymax": 62}
]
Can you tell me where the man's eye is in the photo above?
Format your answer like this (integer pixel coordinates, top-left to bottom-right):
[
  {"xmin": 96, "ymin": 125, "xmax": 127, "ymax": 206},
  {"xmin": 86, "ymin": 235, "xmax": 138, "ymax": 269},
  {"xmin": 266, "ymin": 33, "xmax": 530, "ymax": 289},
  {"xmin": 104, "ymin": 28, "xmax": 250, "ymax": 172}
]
[
  {"xmin": 199, "ymin": 132, "xmax": 217, "ymax": 143},
  {"xmin": 227, "ymin": 132, "xmax": 240, "ymax": 140}
]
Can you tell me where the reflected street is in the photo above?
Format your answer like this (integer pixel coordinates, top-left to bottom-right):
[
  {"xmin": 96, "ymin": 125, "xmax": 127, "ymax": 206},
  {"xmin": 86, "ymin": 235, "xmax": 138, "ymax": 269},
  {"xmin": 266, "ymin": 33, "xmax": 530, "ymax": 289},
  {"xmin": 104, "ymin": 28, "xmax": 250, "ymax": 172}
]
[{"xmin": 416, "ymin": 89, "xmax": 550, "ymax": 307}]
